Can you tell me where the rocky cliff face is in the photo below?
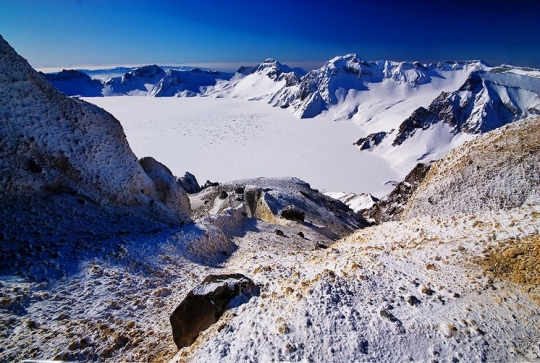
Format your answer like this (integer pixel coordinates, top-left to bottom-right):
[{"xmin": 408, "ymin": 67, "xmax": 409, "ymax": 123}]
[
  {"xmin": 0, "ymin": 35, "xmax": 190, "ymax": 224},
  {"xmin": 391, "ymin": 69, "xmax": 540, "ymax": 146}
]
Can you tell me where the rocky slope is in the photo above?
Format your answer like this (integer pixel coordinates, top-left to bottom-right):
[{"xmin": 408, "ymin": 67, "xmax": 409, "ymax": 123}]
[{"xmin": 402, "ymin": 117, "xmax": 540, "ymax": 218}]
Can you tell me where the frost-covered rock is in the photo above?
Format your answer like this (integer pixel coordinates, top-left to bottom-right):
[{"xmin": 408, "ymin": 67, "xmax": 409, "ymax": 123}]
[
  {"xmin": 402, "ymin": 117, "xmax": 540, "ymax": 218},
  {"xmin": 139, "ymin": 157, "xmax": 191, "ymax": 224},
  {"xmin": 0, "ymin": 35, "xmax": 188, "ymax": 223},
  {"xmin": 170, "ymin": 274, "xmax": 259, "ymax": 349},
  {"xmin": 364, "ymin": 163, "xmax": 432, "ymax": 223},
  {"xmin": 190, "ymin": 177, "xmax": 367, "ymax": 240},
  {"xmin": 177, "ymin": 171, "xmax": 202, "ymax": 194}
]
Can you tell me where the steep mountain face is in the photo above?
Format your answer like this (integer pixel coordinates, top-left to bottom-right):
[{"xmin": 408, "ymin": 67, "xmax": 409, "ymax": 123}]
[
  {"xmin": 357, "ymin": 66, "xmax": 540, "ymax": 178},
  {"xmin": 42, "ymin": 69, "xmax": 103, "ymax": 97},
  {"xmin": 391, "ymin": 68, "xmax": 540, "ymax": 146},
  {"xmin": 273, "ymin": 54, "xmax": 483, "ymax": 118},
  {"xmin": 0, "ymin": 35, "xmax": 190, "ymax": 223},
  {"xmin": 402, "ymin": 117, "xmax": 540, "ymax": 219}
]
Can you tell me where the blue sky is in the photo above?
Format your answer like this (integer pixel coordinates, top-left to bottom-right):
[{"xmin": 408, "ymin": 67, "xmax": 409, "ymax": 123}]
[{"xmin": 1, "ymin": 0, "xmax": 539, "ymax": 70}]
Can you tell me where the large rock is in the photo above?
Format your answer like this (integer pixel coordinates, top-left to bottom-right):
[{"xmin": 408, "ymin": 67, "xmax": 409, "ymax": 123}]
[
  {"xmin": 139, "ymin": 157, "xmax": 191, "ymax": 224},
  {"xmin": 364, "ymin": 163, "xmax": 432, "ymax": 223},
  {"xmin": 0, "ymin": 35, "xmax": 190, "ymax": 223},
  {"xmin": 177, "ymin": 171, "xmax": 202, "ymax": 194},
  {"xmin": 189, "ymin": 177, "xmax": 368, "ymax": 240},
  {"xmin": 170, "ymin": 274, "xmax": 259, "ymax": 349}
]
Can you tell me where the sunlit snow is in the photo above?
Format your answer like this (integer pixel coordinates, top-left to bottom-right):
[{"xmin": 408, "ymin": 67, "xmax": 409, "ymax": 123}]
[{"xmin": 84, "ymin": 97, "xmax": 401, "ymax": 197}]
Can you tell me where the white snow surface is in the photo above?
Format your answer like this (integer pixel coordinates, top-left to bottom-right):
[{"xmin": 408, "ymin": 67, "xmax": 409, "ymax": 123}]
[
  {"xmin": 324, "ymin": 191, "xmax": 378, "ymax": 213},
  {"xmin": 84, "ymin": 96, "xmax": 400, "ymax": 197}
]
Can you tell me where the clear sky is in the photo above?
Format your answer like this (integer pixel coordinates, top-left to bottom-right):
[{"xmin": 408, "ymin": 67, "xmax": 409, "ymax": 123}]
[{"xmin": 1, "ymin": 0, "xmax": 539, "ymax": 71}]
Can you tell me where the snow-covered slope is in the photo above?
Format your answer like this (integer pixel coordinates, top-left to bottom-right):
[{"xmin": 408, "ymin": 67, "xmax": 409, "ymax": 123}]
[
  {"xmin": 358, "ymin": 66, "xmax": 540, "ymax": 174},
  {"xmin": 0, "ymin": 35, "xmax": 190, "ymax": 223},
  {"xmin": 274, "ymin": 54, "xmax": 482, "ymax": 119},
  {"xmin": 204, "ymin": 58, "xmax": 305, "ymax": 103},
  {"xmin": 402, "ymin": 117, "xmax": 540, "ymax": 219}
]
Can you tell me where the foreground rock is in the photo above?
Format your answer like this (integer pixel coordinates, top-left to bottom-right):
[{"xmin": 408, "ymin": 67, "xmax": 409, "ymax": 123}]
[
  {"xmin": 170, "ymin": 274, "xmax": 259, "ymax": 349},
  {"xmin": 0, "ymin": 35, "xmax": 190, "ymax": 224}
]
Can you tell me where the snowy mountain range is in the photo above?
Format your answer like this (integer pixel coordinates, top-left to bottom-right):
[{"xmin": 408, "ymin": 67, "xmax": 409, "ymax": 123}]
[{"xmin": 45, "ymin": 55, "xmax": 540, "ymax": 177}]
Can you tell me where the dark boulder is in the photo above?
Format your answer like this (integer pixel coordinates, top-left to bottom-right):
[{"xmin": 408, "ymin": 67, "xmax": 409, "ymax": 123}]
[
  {"xmin": 170, "ymin": 274, "xmax": 259, "ymax": 349},
  {"xmin": 280, "ymin": 205, "xmax": 305, "ymax": 222},
  {"xmin": 177, "ymin": 172, "xmax": 201, "ymax": 194}
]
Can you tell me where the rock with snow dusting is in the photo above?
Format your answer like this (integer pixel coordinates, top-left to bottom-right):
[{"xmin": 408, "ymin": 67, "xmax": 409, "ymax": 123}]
[
  {"xmin": 402, "ymin": 117, "xmax": 540, "ymax": 218},
  {"xmin": 139, "ymin": 157, "xmax": 191, "ymax": 224},
  {"xmin": 0, "ymin": 35, "xmax": 189, "ymax": 223},
  {"xmin": 177, "ymin": 171, "xmax": 202, "ymax": 194},
  {"xmin": 190, "ymin": 177, "xmax": 368, "ymax": 240},
  {"xmin": 364, "ymin": 163, "xmax": 432, "ymax": 223},
  {"xmin": 170, "ymin": 274, "xmax": 259, "ymax": 349}
]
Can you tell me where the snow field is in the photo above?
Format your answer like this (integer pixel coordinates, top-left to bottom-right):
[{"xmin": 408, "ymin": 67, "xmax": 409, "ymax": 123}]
[{"xmin": 84, "ymin": 97, "xmax": 401, "ymax": 197}]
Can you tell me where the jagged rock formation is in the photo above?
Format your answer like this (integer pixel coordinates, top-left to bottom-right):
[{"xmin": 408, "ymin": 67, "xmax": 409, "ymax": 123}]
[
  {"xmin": 170, "ymin": 274, "xmax": 259, "ymax": 349},
  {"xmin": 189, "ymin": 177, "xmax": 367, "ymax": 240},
  {"xmin": 391, "ymin": 69, "xmax": 540, "ymax": 146},
  {"xmin": 177, "ymin": 172, "xmax": 202, "ymax": 194},
  {"xmin": 0, "ymin": 35, "xmax": 190, "ymax": 224},
  {"xmin": 402, "ymin": 117, "xmax": 540, "ymax": 218},
  {"xmin": 364, "ymin": 163, "xmax": 432, "ymax": 223},
  {"xmin": 355, "ymin": 131, "xmax": 387, "ymax": 150}
]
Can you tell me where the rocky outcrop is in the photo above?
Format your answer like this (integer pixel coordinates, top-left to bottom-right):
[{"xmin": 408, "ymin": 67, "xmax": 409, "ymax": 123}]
[
  {"xmin": 139, "ymin": 157, "xmax": 191, "ymax": 224},
  {"xmin": 355, "ymin": 131, "xmax": 387, "ymax": 150},
  {"xmin": 0, "ymin": 35, "xmax": 190, "ymax": 223},
  {"xmin": 177, "ymin": 172, "xmax": 202, "ymax": 194},
  {"xmin": 189, "ymin": 177, "xmax": 368, "ymax": 240},
  {"xmin": 170, "ymin": 274, "xmax": 259, "ymax": 349},
  {"xmin": 364, "ymin": 163, "xmax": 432, "ymax": 223},
  {"xmin": 402, "ymin": 117, "xmax": 540, "ymax": 219}
]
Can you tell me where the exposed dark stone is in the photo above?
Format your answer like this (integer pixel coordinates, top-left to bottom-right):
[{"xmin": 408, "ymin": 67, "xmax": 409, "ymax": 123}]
[
  {"xmin": 274, "ymin": 229, "xmax": 285, "ymax": 237},
  {"xmin": 27, "ymin": 159, "xmax": 42, "ymax": 173},
  {"xmin": 280, "ymin": 205, "xmax": 305, "ymax": 222},
  {"xmin": 363, "ymin": 163, "xmax": 432, "ymax": 224},
  {"xmin": 177, "ymin": 172, "xmax": 201, "ymax": 194},
  {"xmin": 297, "ymin": 231, "xmax": 305, "ymax": 238},
  {"xmin": 315, "ymin": 242, "xmax": 328, "ymax": 250},
  {"xmin": 355, "ymin": 131, "xmax": 387, "ymax": 150},
  {"xmin": 380, "ymin": 310, "xmax": 399, "ymax": 323},
  {"xmin": 218, "ymin": 190, "xmax": 228, "ymax": 200},
  {"xmin": 202, "ymin": 180, "xmax": 219, "ymax": 189},
  {"xmin": 407, "ymin": 295, "xmax": 420, "ymax": 306},
  {"xmin": 170, "ymin": 274, "xmax": 259, "ymax": 349}
]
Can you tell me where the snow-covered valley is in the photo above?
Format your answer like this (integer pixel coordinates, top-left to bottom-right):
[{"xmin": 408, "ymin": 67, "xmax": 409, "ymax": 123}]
[
  {"xmin": 1, "ymin": 33, "xmax": 540, "ymax": 363},
  {"xmin": 84, "ymin": 96, "xmax": 400, "ymax": 197}
]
